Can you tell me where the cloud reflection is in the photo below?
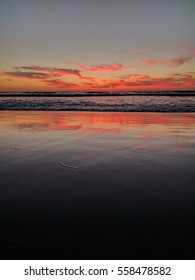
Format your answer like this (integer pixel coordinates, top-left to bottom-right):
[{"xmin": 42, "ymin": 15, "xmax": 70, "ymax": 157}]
[{"xmin": 0, "ymin": 112, "xmax": 194, "ymax": 135}]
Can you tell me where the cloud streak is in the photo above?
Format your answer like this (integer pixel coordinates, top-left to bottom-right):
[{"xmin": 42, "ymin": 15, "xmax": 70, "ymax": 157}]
[
  {"xmin": 73, "ymin": 63, "xmax": 131, "ymax": 72},
  {"xmin": 4, "ymin": 71, "xmax": 49, "ymax": 79},
  {"xmin": 141, "ymin": 54, "xmax": 195, "ymax": 67},
  {"xmin": 14, "ymin": 66, "xmax": 82, "ymax": 78}
]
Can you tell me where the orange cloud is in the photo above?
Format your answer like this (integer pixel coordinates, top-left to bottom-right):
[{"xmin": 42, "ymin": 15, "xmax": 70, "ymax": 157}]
[
  {"xmin": 1, "ymin": 64, "xmax": 195, "ymax": 91},
  {"xmin": 93, "ymin": 73, "xmax": 195, "ymax": 90},
  {"xmin": 46, "ymin": 79, "xmax": 80, "ymax": 89}
]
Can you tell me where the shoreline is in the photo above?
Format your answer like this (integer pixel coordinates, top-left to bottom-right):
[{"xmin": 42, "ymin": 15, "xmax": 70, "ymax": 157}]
[{"xmin": 0, "ymin": 109, "xmax": 195, "ymax": 112}]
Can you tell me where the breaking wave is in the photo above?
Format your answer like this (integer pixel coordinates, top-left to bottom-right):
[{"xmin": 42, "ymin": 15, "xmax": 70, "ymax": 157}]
[{"xmin": 0, "ymin": 92, "xmax": 195, "ymax": 112}]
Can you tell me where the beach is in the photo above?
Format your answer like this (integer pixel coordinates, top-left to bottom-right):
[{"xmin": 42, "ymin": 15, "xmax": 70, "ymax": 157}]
[{"xmin": 0, "ymin": 111, "xmax": 195, "ymax": 259}]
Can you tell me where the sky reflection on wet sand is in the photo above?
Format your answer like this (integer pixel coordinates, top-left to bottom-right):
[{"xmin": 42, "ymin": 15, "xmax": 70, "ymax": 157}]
[{"xmin": 0, "ymin": 111, "xmax": 195, "ymax": 259}]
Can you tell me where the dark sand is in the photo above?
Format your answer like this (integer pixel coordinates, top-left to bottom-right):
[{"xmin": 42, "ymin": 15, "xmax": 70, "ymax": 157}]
[{"xmin": 0, "ymin": 111, "xmax": 195, "ymax": 259}]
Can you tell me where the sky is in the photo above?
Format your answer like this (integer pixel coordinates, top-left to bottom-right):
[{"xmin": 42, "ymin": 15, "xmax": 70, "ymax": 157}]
[{"xmin": 0, "ymin": 0, "xmax": 195, "ymax": 92}]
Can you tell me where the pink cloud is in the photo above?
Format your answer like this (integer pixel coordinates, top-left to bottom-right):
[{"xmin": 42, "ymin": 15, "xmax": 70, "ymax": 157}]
[
  {"xmin": 141, "ymin": 54, "xmax": 195, "ymax": 67},
  {"xmin": 179, "ymin": 43, "xmax": 195, "ymax": 53},
  {"xmin": 73, "ymin": 63, "xmax": 131, "ymax": 72}
]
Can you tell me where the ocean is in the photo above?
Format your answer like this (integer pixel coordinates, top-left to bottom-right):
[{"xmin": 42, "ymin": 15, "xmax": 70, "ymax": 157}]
[{"xmin": 0, "ymin": 91, "xmax": 195, "ymax": 112}]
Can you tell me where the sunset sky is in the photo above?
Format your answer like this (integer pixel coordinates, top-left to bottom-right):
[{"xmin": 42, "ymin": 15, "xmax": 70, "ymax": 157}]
[{"xmin": 0, "ymin": 0, "xmax": 195, "ymax": 92}]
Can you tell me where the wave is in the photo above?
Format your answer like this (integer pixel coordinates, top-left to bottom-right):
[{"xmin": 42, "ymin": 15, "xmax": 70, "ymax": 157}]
[{"xmin": 0, "ymin": 95, "xmax": 194, "ymax": 112}]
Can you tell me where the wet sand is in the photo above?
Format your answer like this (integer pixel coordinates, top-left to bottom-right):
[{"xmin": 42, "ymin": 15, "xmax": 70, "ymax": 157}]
[{"xmin": 0, "ymin": 111, "xmax": 195, "ymax": 259}]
